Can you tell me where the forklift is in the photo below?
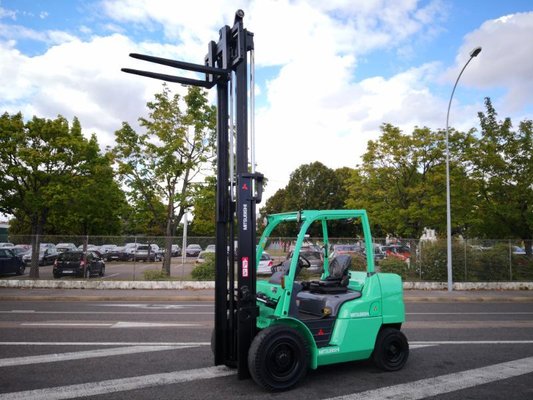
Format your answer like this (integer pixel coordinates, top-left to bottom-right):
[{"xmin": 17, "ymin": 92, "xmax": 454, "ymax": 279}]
[{"xmin": 123, "ymin": 10, "xmax": 409, "ymax": 391}]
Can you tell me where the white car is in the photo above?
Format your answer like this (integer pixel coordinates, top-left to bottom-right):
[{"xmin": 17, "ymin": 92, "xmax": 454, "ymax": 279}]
[{"xmin": 257, "ymin": 252, "xmax": 273, "ymax": 275}]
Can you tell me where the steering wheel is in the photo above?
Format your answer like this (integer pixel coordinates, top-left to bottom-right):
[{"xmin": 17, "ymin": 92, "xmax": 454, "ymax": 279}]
[{"xmin": 297, "ymin": 255, "xmax": 311, "ymax": 269}]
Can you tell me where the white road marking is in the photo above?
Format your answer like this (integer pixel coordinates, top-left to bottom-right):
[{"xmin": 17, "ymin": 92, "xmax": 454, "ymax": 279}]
[
  {"xmin": 327, "ymin": 356, "xmax": 533, "ymax": 400},
  {"xmin": 19, "ymin": 322, "xmax": 201, "ymax": 328},
  {"xmin": 21, "ymin": 323, "xmax": 111, "ymax": 327},
  {"xmin": 1, "ymin": 310, "xmax": 213, "ymax": 315},
  {"xmin": 95, "ymin": 303, "xmax": 212, "ymax": 309},
  {"xmin": 111, "ymin": 322, "xmax": 200, "ymax": 328},
  {"xmin": 101, "ymin": 273, "xmax": 120, "ymax": 278},
  {"xmin": 411, "ymin": 340, "xmax": 533, "ymax": 345},
  {"xmin": 0, "ymin": 342, "xmax": 210, "ymax": 346},
  {"xmin": 0, "ymin": 345, "xmax": 198, "ymax": 367},
  {"xmin": 408, "ymin": 312, "xmax": 533, "ymax": 315},
  {"xmin": 0, "ymin": 365, "xmax": 235, "ymax": 400}
]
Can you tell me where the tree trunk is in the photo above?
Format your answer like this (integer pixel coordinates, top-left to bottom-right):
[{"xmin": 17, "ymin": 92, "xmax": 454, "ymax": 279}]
[
  {"xmin": 162, "ymin": 219, "xmax": 174, "ymax": 275},
  {"xmin": 29, "ymin": 216, "xmax": 41, "ymax": 279},
  {"xmin": 524, "ymin": 239, "xmax": 532, "ymax": 257}
]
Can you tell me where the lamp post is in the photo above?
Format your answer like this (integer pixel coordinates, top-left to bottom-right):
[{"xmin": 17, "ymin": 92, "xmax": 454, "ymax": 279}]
[{"xmin": 445, "ymin": 46, "xmax": 482, "ymax": 292}]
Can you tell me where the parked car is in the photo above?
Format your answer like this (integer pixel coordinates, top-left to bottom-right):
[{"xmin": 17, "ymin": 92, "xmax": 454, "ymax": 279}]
[
  {"xmin": 0, "ymin": 248, "xmax": 25, "ymax": 275},
  {"xmin": 171, "ymin": 244, "xmax": 182, "ymax": 257},
  {"xmin": 56, "ymin": 243, "xmax": 77, "ymax": 253},
  {"xmin": 205, "ymin": 244, "xmax": 216, "ymax": 252},
  {"xmin": 373, "ymin": 244, "xmax": 386, "ymax": 261},
  {"xmin": 99, "ymin": 244, "xmax": 118, "ymax": 254},
  {"xmin": 286, "ymin": 248, "xmax": 324, "ymax": 274},
  {"xmin": 133, "ymin": 244, "xmax": 163, "ymax": 262},
  {"xmin": 381, "ymin": 245, "xmax": 411, "ymax": 261},
  {"xmin": 22, "ymin": 243, "xmax": 59, "ymax": 266},
  {"xmin": 11, "ymin": 245, "xmax": 30, "ymax": 258},
  {"xmin": 0, "ymin": 242, "xmax": 14, "ymax": 248},
  {"xmin": 53, "ymin": 251, "xmax": 105, "ymax": 278},
  {"xmin": 186, "ymin": 244, "xmax": 203, "ymax": 257},
  {"xmin": 77, "ymin": 244, "xmax": 100, "ymax": 251},
  {"xmin": 331, "ymin": 244, "xmax": 361, "ymax": 258},
  {"xmin": 257, "ymin": 252, "xmax": 274, "ymax": 275}
]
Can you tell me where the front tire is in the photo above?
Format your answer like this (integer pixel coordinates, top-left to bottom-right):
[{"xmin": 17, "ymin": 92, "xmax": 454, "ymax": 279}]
[
  {"xmin": 248, "ymin": 325, "xmax": 309, "ymax": 391},
  {"xmin": 372, "ymin": 328, "xmax": 409, "ymax": 371},
  {"xmin": 16, "ymin": 265, "xmax": 25, "ymax": 276}
]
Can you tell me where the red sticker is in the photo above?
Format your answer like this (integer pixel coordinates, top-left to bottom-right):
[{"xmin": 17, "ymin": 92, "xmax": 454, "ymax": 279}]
[{"xmin": 242, "ymin": 257, "xmax": 249, "ymax": 277}]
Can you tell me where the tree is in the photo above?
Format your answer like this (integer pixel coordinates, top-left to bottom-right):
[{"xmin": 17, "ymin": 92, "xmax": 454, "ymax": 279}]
[
  {"xmin": 345, "ymin": 124, "xmax": 476, "ymax": 238},
  {"xmin": 113, "ymin": 84, "xmax": 216, "ymax": 274},
  {"xmin": 0, "ymin": 112, "xmax": 108, "ymax": 277},
  {"xmin": 467, "ymin": 98, "xmax": 532, "ymax": 255},
  {"xmin": 188, "ymin": 177, "xmax": 216, "ymax": 236}
]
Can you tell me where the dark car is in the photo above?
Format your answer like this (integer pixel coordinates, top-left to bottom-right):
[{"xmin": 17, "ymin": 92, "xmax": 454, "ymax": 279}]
[
  {"xmin": 186, "ymin": 244, "xmax": 202, "ymax": 257},
  {"xmin": 171, "ymin": 245, "xmax": 182, "ymax": 257},
  {"xmin": 22, "ymin": 243, "xmax": 59, "ymax": 266},
  {"xmin": 286, "ymin": 248, "xmax": 324, "ymax": 274},
  {"xmin": 53, "ymin": 251, "xmax": 105, "ymax": 278},
  {"xmin": 0, "ymin": 248, "xmax": 25, "ymax": 276}
]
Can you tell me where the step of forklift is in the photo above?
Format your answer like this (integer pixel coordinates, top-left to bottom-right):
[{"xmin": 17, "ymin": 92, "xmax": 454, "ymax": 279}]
[{"xmin": 296, "ymin": 290, "xmax": 362, "ymax": 318}]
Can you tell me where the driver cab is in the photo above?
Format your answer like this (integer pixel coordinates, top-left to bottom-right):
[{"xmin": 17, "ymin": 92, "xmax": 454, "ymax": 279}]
[{"xmin": 256, "ymin": 210, "xmax": 372, "ymax": 347}]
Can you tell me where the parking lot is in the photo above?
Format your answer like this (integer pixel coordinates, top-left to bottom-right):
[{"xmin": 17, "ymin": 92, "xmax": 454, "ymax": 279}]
[{"xmin": 0, "ymin": 297, "xmax": 532, "ymax": 399}]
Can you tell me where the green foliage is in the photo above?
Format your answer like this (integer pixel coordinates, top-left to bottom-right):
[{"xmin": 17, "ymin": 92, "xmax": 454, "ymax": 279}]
[
  {"xmin": 188, "ymin": 176, "xmax": 216, "ymax": 236},
  {"xmin": 378, "ymin": 258, "xmax": 409, "ymax": 277},
  {"xmin": 113, "ymin": 84, "xmax": 216, "ymax": 274},
  {"xmin": 143, "ymin": 270, "xmax": 170, "ymax": 281},
  {"xmin": 467, "ymin": 98, "xmax": 532, "ymax": 255},
  {"xmin": 0, "ymin": 112, "xmax": 125, "ymax": 276},
  {"xmin": 345, "ymin": 124, "xmax": 476, "ymax": 238},
  {"xmin": 191, "ymin": 253, "xmax": 216, "ymax": 280}
]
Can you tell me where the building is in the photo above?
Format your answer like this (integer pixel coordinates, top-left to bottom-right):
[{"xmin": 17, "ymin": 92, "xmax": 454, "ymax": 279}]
[{"xmin": 0, "ymin": 222, "xmax": 9, "ymax": 242}]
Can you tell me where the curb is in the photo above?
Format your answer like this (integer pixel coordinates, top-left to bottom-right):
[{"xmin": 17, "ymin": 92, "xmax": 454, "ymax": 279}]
[
  {"xmin": 1, "ymin": 280, "xmax": 532, "ymax": 290},
  {"xmin": 1, "ymin": 295, "xmax": 531, "ymax": 303}
]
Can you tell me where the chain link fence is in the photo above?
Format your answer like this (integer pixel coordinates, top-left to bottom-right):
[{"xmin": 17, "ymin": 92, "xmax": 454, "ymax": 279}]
[{"xmin": 3, "ymin": 235, "xmax": 532, "ymax": 282}]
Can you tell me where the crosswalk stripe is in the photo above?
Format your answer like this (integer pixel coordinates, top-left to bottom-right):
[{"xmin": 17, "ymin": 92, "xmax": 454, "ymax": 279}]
[
  {"xmin": 326, "ymin": 356, "xmax": 533, "ymax": 400},
  {"xmin": 0, "ymin": 345, "xmax": 199, "ymax": 367},
  {"xmin": 0, "ymin": 365, "xmax": 235, "ymax": 400}
]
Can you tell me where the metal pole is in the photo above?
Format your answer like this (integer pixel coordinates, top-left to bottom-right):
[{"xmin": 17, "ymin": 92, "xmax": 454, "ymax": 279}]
[
  {"xmin": 182, "ymin": 212, "xmax": 188, "ymax": 269},
  {"xmin": 445, "ymin": 46, "xmax": 482, "ymax": 292}
]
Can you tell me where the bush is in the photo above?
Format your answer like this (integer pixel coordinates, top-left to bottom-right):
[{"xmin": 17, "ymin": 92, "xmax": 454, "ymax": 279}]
[
  {"xmin": 418, "ymin": 241, "xmax": 470, "ymax": 282},
  {"xmin": 191, "ymin": 253, "xmax": 216, "ymax": 281},
  {"xmin": 143, "ymin": 270, "xmax": 169, "ymax": 281},
  {"xmin": 379, "ymin": 258, "xmax": 409, "ymax": 278}
]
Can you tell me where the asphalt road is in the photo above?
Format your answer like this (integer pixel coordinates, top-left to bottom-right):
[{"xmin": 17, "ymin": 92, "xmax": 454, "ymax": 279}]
[{"xmin": 0, "ymin": 300, "xmax": 532, "ymax": 399}]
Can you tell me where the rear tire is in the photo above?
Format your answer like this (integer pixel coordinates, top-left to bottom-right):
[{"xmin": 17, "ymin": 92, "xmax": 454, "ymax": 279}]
[
  {"xmin": 248, "ymin": 325, "xmax": 309, "ymax": 391},
  {"xmin": 16, "ymin": 265, "xmax": 25, "ymax": 275},
  {"xmin": 372, "ymin": 328, "xmax": 409, "ymax": 371}
]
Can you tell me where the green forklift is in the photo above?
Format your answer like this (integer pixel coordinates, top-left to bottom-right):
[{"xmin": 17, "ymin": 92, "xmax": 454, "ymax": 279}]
[
  {"xmin": 123, "ymin": 10, "xmax": 408, "ymax": 392},
  {"xmin": 250, "ymin": 209, "xmax": 408, "ymax": 390}
]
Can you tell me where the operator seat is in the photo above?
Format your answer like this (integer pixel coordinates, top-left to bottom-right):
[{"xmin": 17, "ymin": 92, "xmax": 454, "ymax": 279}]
[{"xmin": 308, "ymin": 254, "xmax": 351, "ymax": 294}]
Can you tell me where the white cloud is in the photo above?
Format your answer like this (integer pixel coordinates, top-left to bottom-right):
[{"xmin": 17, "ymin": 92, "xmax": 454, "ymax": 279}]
[
  {"xmin": 1, "ymin": 1, "xmax": 530, "ymax": 205},
  {"xmin": 445, "ymin": 12, "xmax": 533, "ymax": 114}
]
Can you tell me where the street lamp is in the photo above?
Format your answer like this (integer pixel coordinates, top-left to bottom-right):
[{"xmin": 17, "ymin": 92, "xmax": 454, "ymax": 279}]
[{"xmin": 445, "ymin": 46, "xmax": 482, "ymax": 292}]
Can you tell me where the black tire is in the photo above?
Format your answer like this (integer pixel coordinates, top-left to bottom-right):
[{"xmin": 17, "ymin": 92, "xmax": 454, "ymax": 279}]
[
  {"xmin": 372, "ymin": 327, "xmax": 409, "ymax": 371},
  {"xmin": 16, "ymin": 265, "xmax": 25, "ymax": 276},
  {"xmin": 248, "ymin": 325, "xmax": 309, "ymax": 391}
]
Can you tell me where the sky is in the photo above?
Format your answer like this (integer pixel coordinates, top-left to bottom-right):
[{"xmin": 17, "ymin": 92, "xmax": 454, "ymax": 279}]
[{"xmin": 1, "ymin": 0, "xmax": 532, "ymax": 203}]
